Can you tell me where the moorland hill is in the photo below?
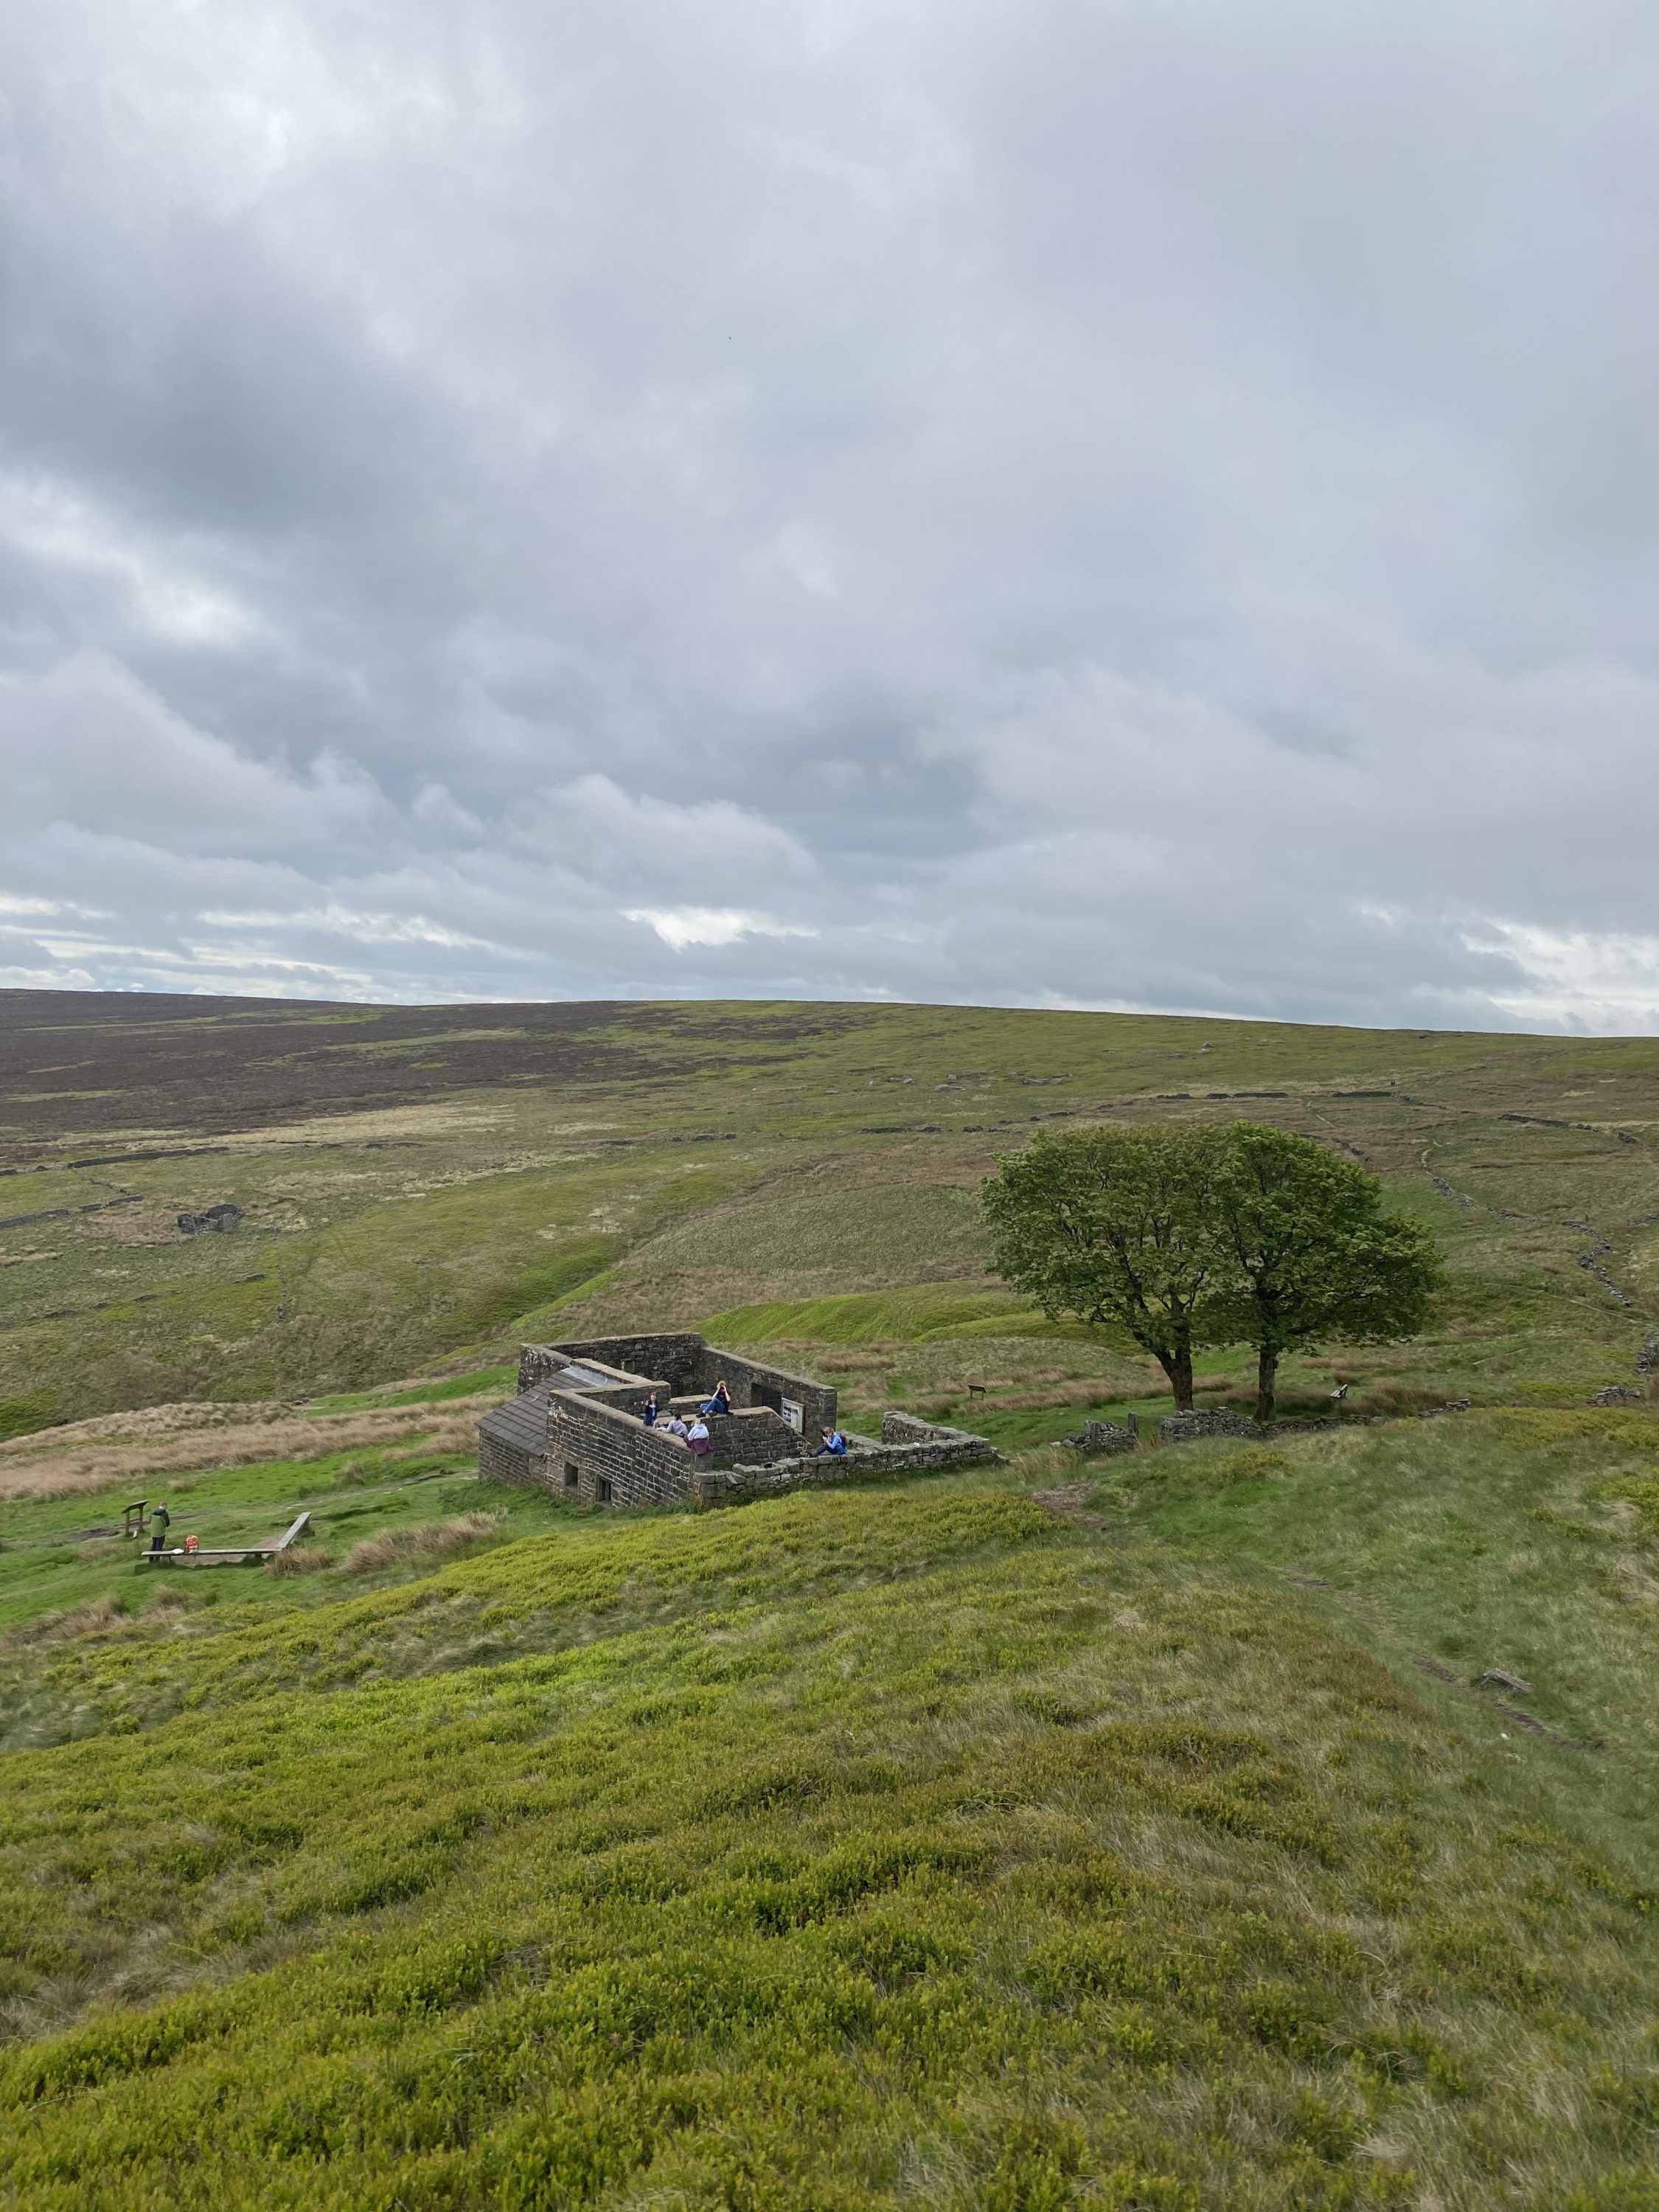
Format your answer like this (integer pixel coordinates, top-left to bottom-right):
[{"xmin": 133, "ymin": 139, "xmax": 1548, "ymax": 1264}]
[
  {"xmin": 4, "ymin": 992, "xmax": 1659, "ymax": 2206},
  {"xmin": 4, "ymin": 988, "xmax": 1659, "ymax": 1439}
]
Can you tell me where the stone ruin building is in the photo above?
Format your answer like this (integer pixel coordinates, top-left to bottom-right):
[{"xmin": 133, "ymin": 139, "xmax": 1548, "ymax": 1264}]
[
  {"xmin": 177, "ymin": 1203, "xmax": 244, "ymax": 1236},
  {"xmin": 477, "ymin": 1331, "xmax": 995, "ymax": 1510}
]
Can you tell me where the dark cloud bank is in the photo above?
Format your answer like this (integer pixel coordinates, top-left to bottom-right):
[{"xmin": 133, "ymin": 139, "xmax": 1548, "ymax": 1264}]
[{"xmin": 3, "ymin": 0, "xmax": 1658, "ymax": 1029}]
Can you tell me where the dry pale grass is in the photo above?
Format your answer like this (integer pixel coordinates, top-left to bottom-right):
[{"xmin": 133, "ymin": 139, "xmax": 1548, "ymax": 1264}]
[
  {"xmin": 342, "ymin": 1512, "xmax": 501, "ymax": 1576},
  {"xmin": 265, "ymin": 1546, "xmax": 334, "ymax": 1577},
  {"xmin": 932, "ymin": 1378, "xmax": 1173, "ymax": 1415},
  {"xmin": 86, "ymin": 1207, "xmax": 192, "ymax": 1247},
  {"xmin": 1029, "ymin": 1480, "xmax": 1112, "ymax": 1528},
  {"xmin": 1606, "ymin": 1554, "xmax": 1659, "ymax": 1610},
  {"xmin": 1365, "ymin": 1380, "xmax": 1458, "ymax": 1415},
  {"xmin": 0, "ymin": 1406, "xmax": 490, "ymax": 1503},
  {"xmin": 0, "ymin": 1399, "xmax": 299, "ymax": 1455},
  {"xmin": 4, "ymin": 1590, "xmax": 187, "ymax": 1647},
  {"xmin": 975, "ymin": 1365, "xmax": 1096, "ymax": 1386},
  {"xmin": 7, "ymin": 1594, "xmax": 130, "ymax": 1644},
  {"xmin": 232, "ymin": 1099, "xmax": 510, "ymax": 1144}
]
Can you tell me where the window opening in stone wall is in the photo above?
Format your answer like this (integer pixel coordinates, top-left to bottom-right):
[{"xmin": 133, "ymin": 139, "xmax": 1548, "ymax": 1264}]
[
  {"xmin": 564, "ymin": 1462, "xmax": 580, "ymax": 1488},
  {"xmin": 596, "ymin": 1476, "xmax": 613, "ymax": 1503}
]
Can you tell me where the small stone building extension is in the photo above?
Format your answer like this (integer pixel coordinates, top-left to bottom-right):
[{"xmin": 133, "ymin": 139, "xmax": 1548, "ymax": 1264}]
[{"xmin": 477, "ymin": 1331, "xmax": 995, "ymax": 1509}]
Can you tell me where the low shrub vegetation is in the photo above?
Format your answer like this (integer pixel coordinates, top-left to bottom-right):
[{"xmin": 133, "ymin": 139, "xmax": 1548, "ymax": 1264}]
[
  {"xmin": 1, "ymin": 1463, "xmax": 1659, "ymax": 2205},
  {"xmin": 7, "ymin": 1001, "xmax": 1659, "ymax": 2201}
]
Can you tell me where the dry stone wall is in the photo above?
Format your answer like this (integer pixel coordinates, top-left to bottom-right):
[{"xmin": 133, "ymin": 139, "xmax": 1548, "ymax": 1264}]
[
  {"xmin": 1068, "ymin": 1419, "xmax": 1138, "ymax": 1455},
  {"xmin": 701, "ymin": 1406, "xmax": 805, "ymax": 1464},
  {"xmin": 546, "ymin": 1394, "xmax": 700, "ymax": 1508},
  {"xmin": 518, "ymin": 1333, "xmax": 838, "ymax": 1436},
  {"xmin": 1158, "ymin": 1408, "xmax": 1257, "ymax": 1445},
  {"xmin": 709, "ymin": 1418, "xmax": 997, "ymax": 1503},
  {"xmin": 482, "ymin": 1332, "xmax": 988, "ymax": 1512},
  {"xmin": 694, "ymin": 1349, "xmax": 837, "ymax": 1435},
  {"xmin": 478, "ymin": 1427, "xmax": 546, "ymax": 1489},
  {"xmin": 525, "ymin": 1334, "xmax": 704, "ymax": 1395}
]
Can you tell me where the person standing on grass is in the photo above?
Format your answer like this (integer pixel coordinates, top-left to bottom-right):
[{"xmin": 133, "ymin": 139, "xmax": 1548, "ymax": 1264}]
[
  {"xmin": 686, "ymin": 1416, "xmax": 712, "ymax": 1458},
  {"xmin": 148, "ymin": 1502, "xmax": 171, "ymax": 1554}
]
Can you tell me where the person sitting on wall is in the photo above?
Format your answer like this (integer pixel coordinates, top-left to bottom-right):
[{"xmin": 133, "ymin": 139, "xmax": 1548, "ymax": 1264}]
[
  {"xmin": 810, "ymin": 1427, "xmax": 848, "ymax": 1458},
  {"xmin": 700, "ymin": 1379, "xmax": 732, "ymax": 1417},
  {"xmin": 642, "ymin": 1392, "xmax": 659, "ymax": 1426},
  {"xmin": 658, "ymin": 1412, "xmax": 689, "ymax": 1439},
  {"xmin": 686, "ymin": 1416, "xmax": 712, "ymax": 1458}
]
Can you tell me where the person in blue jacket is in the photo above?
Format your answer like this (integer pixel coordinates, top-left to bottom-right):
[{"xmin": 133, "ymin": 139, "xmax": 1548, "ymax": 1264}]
[{"xmin": 810, "ymin": 1427, "xmax": 847, "ymax": 1459}]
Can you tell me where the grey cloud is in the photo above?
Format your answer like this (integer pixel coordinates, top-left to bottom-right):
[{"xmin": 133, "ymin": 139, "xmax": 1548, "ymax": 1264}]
[{"xmin": 1, "ymin": 0, "xmax": 1658, "ymax": 1023}]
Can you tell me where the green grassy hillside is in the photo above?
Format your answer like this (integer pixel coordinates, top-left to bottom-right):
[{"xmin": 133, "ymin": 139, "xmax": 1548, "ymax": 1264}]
[
  {"xmin": 3, "ymin": 1433, "xmax": 1659, "ymax": 2210},
  {"xmin": 1, "ymin": 1423, "xmax": 1658, "ymax": 2207},
  {"xmin": 7, "ymin": 992, "xmax": 1659, "ymax": 2205},
  {"xmin": 4, "ymin": 992, "xmax": 1659, "ymax": 1436}
]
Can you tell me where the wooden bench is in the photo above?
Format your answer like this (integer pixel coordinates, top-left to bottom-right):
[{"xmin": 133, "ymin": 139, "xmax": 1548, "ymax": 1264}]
[{"xmin": 138, "ymin": 1511, "xmax": 310, "ymax": 1566}]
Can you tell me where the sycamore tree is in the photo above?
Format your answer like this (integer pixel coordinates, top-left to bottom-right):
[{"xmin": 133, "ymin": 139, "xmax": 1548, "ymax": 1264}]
[
  {"xmin": 1206, "ymin": 1121, "xmax": 1442, "ymax": 1424},
  {"xmin": 981, "ymin": 1119, "xmax": 1442, "ymax": 1425},
  {"xmin": 981, "ymin": 1125, "xmax": 1229, "ymax": 1410}
]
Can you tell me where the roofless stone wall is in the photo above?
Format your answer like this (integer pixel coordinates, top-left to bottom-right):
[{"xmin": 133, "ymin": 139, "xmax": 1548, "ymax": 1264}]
[
  {"xmin": 479, "ymin": 1332, "xmax": 993, "ymax": 1509},
  {"xmin": 519, "ymin": 1333, "xmax": 837, "ymax": 1435},
  {"xmin": 519, "ymin": 1336, "xmax": 699, "ymax": 1395},
  {"xmin": 705, "ymin": 1416, "xmax": 996, "ymax": 1503},
  {"xmin": 546, "ymin": 1394, "xmax": 705, "ymax": 1509}
]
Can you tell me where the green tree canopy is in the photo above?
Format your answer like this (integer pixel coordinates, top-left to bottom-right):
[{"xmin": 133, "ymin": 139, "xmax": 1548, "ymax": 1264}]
[
  {"xmin": 981, "ymin": 1119, "xmax": 1443, "ymax": 1425},
  {"xmin": 1205, "ymin": 1121, "xmax": 1443, "ymax": 1422},
  {"xmin": 980, "ymin": 1124, "xmax": 1229, "ymax": 1410}
]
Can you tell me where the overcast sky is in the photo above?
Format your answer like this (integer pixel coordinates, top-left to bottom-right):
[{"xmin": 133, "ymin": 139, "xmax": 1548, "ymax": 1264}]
[{"xmin": 4, "ymin": 1, "xmax": 1659, "ymax": 1029}]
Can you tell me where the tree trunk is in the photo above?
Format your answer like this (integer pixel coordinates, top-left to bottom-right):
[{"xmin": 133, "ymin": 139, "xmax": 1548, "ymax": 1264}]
[
  {"xmin": 1160, "ymin": 1346, "xmax": 1195, "ymax": 1411},
  {"xmin": 1255, "ymin": 1345, "xmax": 1278, "ymax": 1425}
]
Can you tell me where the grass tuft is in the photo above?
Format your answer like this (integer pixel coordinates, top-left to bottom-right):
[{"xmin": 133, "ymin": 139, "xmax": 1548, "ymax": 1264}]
[
  {"xmin": 264, "ymin": 1545, "xmax": 334, "ymax": 1576},
  {"xmin": 341, "ymin": 1510, "xmax": 503, "ymax": 1576}
]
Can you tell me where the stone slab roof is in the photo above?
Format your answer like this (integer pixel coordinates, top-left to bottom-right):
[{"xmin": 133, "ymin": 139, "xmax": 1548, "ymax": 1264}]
[{"xmin": 478, "ymin": 1380, "xmax": 554, "ymax": 1456}]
